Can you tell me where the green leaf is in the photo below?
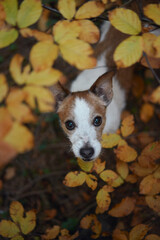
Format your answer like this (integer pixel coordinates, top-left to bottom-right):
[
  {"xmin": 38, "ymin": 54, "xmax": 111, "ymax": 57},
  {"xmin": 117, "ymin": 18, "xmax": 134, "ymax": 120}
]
[
  {"xmin": 17, "ymin": 0, "xmax": 42, "ymax": 28},
  {"xmin": 2, "ymin": 0, "xmax": 18, "ymax": 25},
  {"xmin": 0, "ymin": 29, "xmax": 18, "ymax": 48}
]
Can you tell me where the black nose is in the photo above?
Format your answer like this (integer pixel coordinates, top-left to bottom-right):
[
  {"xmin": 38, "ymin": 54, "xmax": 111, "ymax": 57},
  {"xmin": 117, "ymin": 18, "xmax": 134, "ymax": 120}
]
[{"xmin": 80, "ymin": 147, "xmax": 94, "ymax": 161}]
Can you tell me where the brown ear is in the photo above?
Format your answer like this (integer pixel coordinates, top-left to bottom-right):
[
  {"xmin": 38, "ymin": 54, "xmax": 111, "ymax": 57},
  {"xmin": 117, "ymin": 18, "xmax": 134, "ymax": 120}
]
[
  {"xmin": 90, "ymin": 71, "xmax": 115, "ymax": 106},
  {"xmin": 51, "ymin": 82, "xmax": 70, "ymax": 111}
]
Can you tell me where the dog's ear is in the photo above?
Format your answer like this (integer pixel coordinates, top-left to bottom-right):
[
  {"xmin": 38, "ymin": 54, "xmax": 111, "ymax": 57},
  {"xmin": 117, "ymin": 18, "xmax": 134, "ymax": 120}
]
[
  {"xmin": 51, "ymin": 82, "xmax": 70, "ymax": 111},
  {"xmin": 90, "ymin": 71, "xmax": 114, "ymax": 106}
]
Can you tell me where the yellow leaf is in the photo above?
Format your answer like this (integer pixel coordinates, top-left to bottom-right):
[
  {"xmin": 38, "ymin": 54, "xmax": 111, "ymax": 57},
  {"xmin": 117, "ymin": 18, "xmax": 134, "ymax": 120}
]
[
  {"xmin": 121, "ymin": 114, "xmax": 134, "ymax": 137},
  {"xmin": 92, "ymin": 158, "xmax": 105, "ymax": 174},
  {"xmin": 96, "ymin": 186, "xmax": 111, "ymax": 211},
  {"xmin": 150, "ymin": 86, "xmax": 160, "ymax": 104},
  {"xmin": 101, "ymin": 133, "xmax": 121, "ymax": 148},
  {"xmin": 0, "ymin": 220, "xmax": 20, "ymax": 238},
  {"xmin": 3, "ymin": 122, "xmax": 34, "ymax": 153},
  {"xmin": 140, "ymin": 103, "xmax": 154, "ymax": 123},
  {"xmin": 130, "ymin": 162, "xmax": 157, "ymax": 177},
  {"xmin": 109, "ymin": 8, "xmax": 141, "ymax": 35},
  {"xmin": 26, "ymin": 68, "xmax": 62, "ymax": 86},
  {"xmin": 60, "ymin": 38, "xmax": 96, "ymax": 70},
  {"xmin": 114, "ymin": 36, "xmax": 143, "ymax": 68},
  {"xmin": 145, "ymin": 234, "xmax": 160, "ymax": 240},
  {"xmin": 114, "ymin": 145, "xmax": 137, "ymax": 162},
  {"xmin": 58, "ymin": 0, "xmax": 76, "ymax": 20},
  {"xmin": 10, "ymin": 201, "xmax": 24, "ymax": 223},
  {"xmin": 153, "ymin": 36, "xmax": 160, "ymax": 58},
  {"xmin": 20, "ymin": 28, "xmax": 53, "ymax": 42},
  {"xmin": 112, "ymin": 176, "xmax": 124, "ymax": 187},
  {"xmin": 42, "ymin": 225, "xmax": 60, "ymax": 240},
  {"xmin": 63, "ymin": 171, "xmax": 86, "ymax": 187},
  {"xmin": 0, "ymin": 107, "xmax": 13, "ymax": 140},
  {"xmin": 108, "ymin": 197, "xmax": 136, "ymax": 217},
  {"xmin": 53, "ymin": 20, "xmax": 81, "ymax": 44},
  {"xmin": 143, "ymin": 4, "xmax": 160, "ymax": 26},
  {"xmin": 0, "ymin": 74, "xmax": 8, "ymax": 102},
  {"xmin": 2, "ymin": 0, "xmax": 18, "ymax": 25},
  {"xmin": 100, "ymin": 170, "xmax": 119, "ymax": 184},
  {"xmin": 75, "ymin": 1, "xmax": 105, "ymax": 19},
  {"xmin": 139, "ymin": 174, "xmax": 160, "ymax": 195},
  {"xmin": 10, "ymin": 54, "xmax": 26, "ymax": 85},
  {"xmin": 142, "ymin": 33, "xmax": 157, "ymax": 58},
  {"xmin": 77, "ymin": 158, "xmax": 93, "ymax": 172},
  {"xmin": 116, "ymin": 160, "xmax": 129, "ymax": 179},
  {"xmin": 20, "ymin": 210, "xmax": 36, "ymax": 235},
  {"xmin": 30, "ymin": 41, "xmax": 59, "ymax": 71},
  {"xmin": 129, "ymin": 224, "xmax": 149, "ymax": 240},
  {"xmin": 17, "ymin": 0, "xmax": 42, "ymax": 28},
  {"xmin": 138, "ymin": 141, "xmax": 160, "ymax": 168},
  {"xmin": 0, "ymin": 29, "xmax": 18, "ymax": 48},
  {"xmin": 78, "ymin": 20, "xmax": 100, "ymax": 43},
  {"xmin": 23, "ymin": 86, "xmax": 54, "ymax": 112},
  {"xmin": 145, "ymin": 196, "xmax": 160, "ymax": 215},
  {"xmin": 86, "ymin": 174, "xmax": 97, "ymax": 190}
]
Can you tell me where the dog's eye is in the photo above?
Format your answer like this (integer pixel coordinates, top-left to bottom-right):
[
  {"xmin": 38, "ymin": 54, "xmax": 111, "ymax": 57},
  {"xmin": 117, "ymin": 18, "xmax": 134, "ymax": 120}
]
[
  {"xmin": 65, "ymin": 120, "xmax": 75, "ymax": 130},
  {"xmin": 93, "ymin": 116, "xmax": 102, "ymax": 127}
]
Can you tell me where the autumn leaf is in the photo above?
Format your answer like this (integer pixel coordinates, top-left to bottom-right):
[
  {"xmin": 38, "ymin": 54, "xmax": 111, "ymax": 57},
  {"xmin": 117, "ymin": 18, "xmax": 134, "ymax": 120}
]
[
  {"xmin": 140, "ymin": 103, "xmax": 154, "ymax": 123},
  {"xmin": 114, "ymin": 36, "xmax": 143, "ymax": 68},
  {"xmin": 53, "ymin": 20, "xmax": 81, "ymax": 44},
  {"xmin": 0, "ymin": 141, "xmax": 17, "ymax": 168},
  {"xmin": 130, "ymin": 162, "xmax": 157, "ymax": 177},
  {"xmin": 77, "ymin": 158, "xmax": 93, "ymax": 172},
  {"xmin": 139, "ymin": 174, "xmax": 160, "ymax": 195},
  {"xmin": 86, "ymin": 174, "xmax": 97, "ymax": 190},
  {"xmin": 3, "ymin": 122, "xmax": 34, "ymax": 153},
  {"xmin": 20, "ymin": 210, "xmax": 36, "ymax": 235},
  {"xmin": 108, "ymin": 197, "xmax": 136, "ymax": 217},
  {"xmin": 153, "ymin": 36, "xmax": 160, "ymax": 58},
  {"xmin": 0, "ymin": 74, "xmax": 8, "ymax": 102},
  {"xmin": 42, "ymin": 225, "xmax": 60, "ymax": 240},
  {"xmin": 141, "ymin": 55, "xmax": 160, "ymax": 69},
  {"xmin": 142, "ymin": 33, "xmax": 157, "ymax": 58},
  {"xmin": 9, "ymin": 54, "xmax": 26, "ymax": 85},
  {"xmin": 0, "ymin": 220, "xmax": 20, "ymax": 238},
  {"xmin": 150, "ymin": 86, "xmax": 160, "ymax": 104},
  {"xmin": 0, "ymin": 29, "xmax": 18, "ymax": 48},
  {"xmin": 92, "ymin": 158, "xmax": 105, "ymax": 174},
  {"xmin": 2, "ymin": 0, "xmax": 18, "ymax": 25},
  {"xmin": 101, "ymin": 133, "xmax": 121, "ymax": 148},
  {"xmin": 100, "ymin": 170, "xmax": 119, "ymax": 184},
  {"xmin": 63, "ymin": 171, "xmax": 86, "ymax": 187},
  {"xmin": 143, "ymin": 4, "xmax": 160, "ymax": 26},
  {"xmin": 60, "ymin": 38, "xmax": 96, "ymax": 70},
  {"xmin": 109, "ymin": 8, "xmax": 141, "ymax": 35},
  {"xmin": 116, "ymin": 160, "xmax": 129, "ymax": 179},
  {"xmin": 20, "ymin": 28, "xmax": 53, "ymax": 42},
  {"xmin": 112, "ymin": 229, "xmax": 128, "ymax": 240},
  {"xmin": 0, "ymin": 107, "xmax": 13, "ymax": 140},
  {"xmin": 121, "ymin": 114, "xmax": 134, "ymax": 137},
  {"xmin": 125, "ymin": 174, "xmax": 138, "ymax": 184},
  {"xmin": 129, "ymin": 224, "xmax": 149, "ymax": 240},
  {"xmin": 138, "ymin": 141, "xmax": 160, "ymax": 168},
  {"xmin": 10, "ymin": 201, "xmax": 24, "ymax": 223},
  {"xmin": 96, "ymin": 186, "xmax": 111, "ymax": 211},
  {"xmin": 75, "ymin": 1, "xmax": 105, "ymax": 19},
  {"xmin": 78, "ymin": 20, "xmax": 100, "ymax": 43},
  {"xmin": 58, "ymin": 0, "xmax": 76, "ymax": 20},
  {"xmin": 17, "ymin": 0, "xmax": 42, "ymax": 28},
  {"xmin": 114, "ymin": 144, "xmax": 137, "ymax": 162},
  {"xmin": 145, "ymin": 195, "xmax": 160, "ymax": 215},
  {"xmin": 112, "ymin": 175, "xmax": 124, "ymax": 187},
  {"xmin": 30, "ymin": 41, "xmax": 59, "ymax": 71},
  {"xmin": 145, "ymin": 234, "xmax": 160, "ymax": 240}
]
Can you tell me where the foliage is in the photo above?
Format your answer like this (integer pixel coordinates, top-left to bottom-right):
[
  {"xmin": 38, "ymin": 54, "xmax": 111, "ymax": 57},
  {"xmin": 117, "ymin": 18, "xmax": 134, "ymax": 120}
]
[{"xmin": 0, "ymin": 0, "xmax": 160, "ymax": 239}]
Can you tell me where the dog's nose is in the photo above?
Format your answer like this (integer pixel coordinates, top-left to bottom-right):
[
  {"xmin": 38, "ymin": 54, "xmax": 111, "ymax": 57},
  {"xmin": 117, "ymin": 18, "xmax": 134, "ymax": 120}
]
[{"xmin": 80, "ymin": 147, "xmax": 94, "ymax": 161}]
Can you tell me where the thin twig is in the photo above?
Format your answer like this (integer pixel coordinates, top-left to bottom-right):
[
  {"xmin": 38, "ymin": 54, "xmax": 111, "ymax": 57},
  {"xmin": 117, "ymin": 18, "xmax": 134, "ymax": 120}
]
[
  {"xmin": 143, "ymin": 52, "xmax": 160, "ymax": 85},
  {"xmin": 42, "ymin": 4, "xmax": 63, "ymax": 17}
]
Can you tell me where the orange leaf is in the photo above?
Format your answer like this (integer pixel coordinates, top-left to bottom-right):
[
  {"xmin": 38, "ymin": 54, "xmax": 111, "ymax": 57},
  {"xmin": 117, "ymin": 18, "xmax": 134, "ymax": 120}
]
[
  {"xmin": 92, "ymin": 158, "xmax": 106, "ymax": 174},
  {"xmin": 75, "ymin": 1, "xmax": 105, "ymax": 19},
  {"xmin": 108, "ymin": 197, "xmax": 136, "ymax": 217},
  {"xmin": 85, "ymin": 174, "xmax": 97, "ymax": 190},
  {"xmin": 20, "ymin": 28, "xmax": 53, "ymax": 42},
  {"xmin": 140, "ymin": 103, "xmax": 154, "ymax": 123},
  {"xmin": 58, "ymin": 0, "xmax": 76, "ymax": 20},
  {"xmin": 63, "ymin": 171, "xmax": 86, "ymax": 187},
  {"xmin": 96, "ymin": 186, "xmax": 111, "ymax": 211},
  {"xmin": 145, "ymin": 195, "xmax": 160, "ymax": 215},
  {"xmin": 0, "ymin": 74, "xmax": 8, "ymax": 103},
  {"xmin": 143, "ymin": 4, "xmax": 160, "ymax": 25},
  {"xmin": 101, "ymin": 133, "xmax": 121, "ymax": 148},
  {"xmin": 42, "ymin": 225, "xmax": 60, "ymax": 240},
  {"xmin": 150, "ymin": 86, "xmax": 160, "ymax": 104},
  {"xmin": 112, "ymin": 229, "xmax": 128, "ymax": 240},
  {"xmin": 129, "ymin": 224, "xmax": 149, "ymax": 240},
  {"xmin": 0, "ymin": 107, "xmax": 13, "ymax": 140},
  {"xmin": 114, "ymin": 145, "xmax": 137, "ymax": 162},
  {"xmin": 130, "ymin": 162, "xmax": 157, "ymax": 177},
  {"xmin": 140, "ymin": 174, "xmax": 160, "ymax": 195},
  {"xmin": 145, "ymin": 234, "xmax": 160, "ymax": 240},
  {"xmin": 138, "ymin": 141, "xmax": 160, "ymax": 168},
  {"xmin": 78, "ymin": 20, "xmax": 100, "ymax": 43},
  {"xmin": 121, "ymin": 114, "xmax": 134, "ymax": 137}
]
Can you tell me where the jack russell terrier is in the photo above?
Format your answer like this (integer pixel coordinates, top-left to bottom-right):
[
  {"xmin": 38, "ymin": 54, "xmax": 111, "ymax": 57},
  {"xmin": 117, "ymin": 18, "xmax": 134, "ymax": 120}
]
[{"xmin": 52, "ymin": 0, "xmax": 159, "ymax": 162}]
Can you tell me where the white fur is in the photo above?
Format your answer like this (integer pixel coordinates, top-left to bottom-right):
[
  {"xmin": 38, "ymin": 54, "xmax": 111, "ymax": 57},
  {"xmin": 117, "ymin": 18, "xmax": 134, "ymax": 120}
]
[{"xmin": 70, "ymin": 98, "xmax": 101, "ymax": 160}]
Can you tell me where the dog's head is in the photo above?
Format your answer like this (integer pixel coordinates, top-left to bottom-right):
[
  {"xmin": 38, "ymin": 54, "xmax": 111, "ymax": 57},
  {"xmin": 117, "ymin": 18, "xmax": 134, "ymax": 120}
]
[{"xmin": 53, "ymin": 71, "xmax": 114, "ymax": 161}]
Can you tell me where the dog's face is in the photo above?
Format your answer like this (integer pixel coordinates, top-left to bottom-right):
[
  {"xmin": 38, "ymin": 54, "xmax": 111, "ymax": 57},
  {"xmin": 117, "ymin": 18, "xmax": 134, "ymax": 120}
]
[{"xmin": 53, "ymin": 71, "xmax": 114, "ymax": 161}]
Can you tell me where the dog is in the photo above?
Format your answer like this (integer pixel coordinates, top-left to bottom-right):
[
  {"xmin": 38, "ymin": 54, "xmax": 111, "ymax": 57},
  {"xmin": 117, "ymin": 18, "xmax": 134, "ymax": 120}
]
[{"xmin": 52, "ymin": 0, "xmax": 159, "ymax": 162}]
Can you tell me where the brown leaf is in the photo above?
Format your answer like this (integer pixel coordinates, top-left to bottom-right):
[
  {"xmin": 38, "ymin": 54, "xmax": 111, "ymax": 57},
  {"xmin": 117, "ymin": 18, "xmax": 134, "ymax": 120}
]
[
  {"xmin": 140, "ymin": 174, "xmax": 160, "ymax": 195},
  {"xmin": 141, "ymin": 55, "xmax": 160, "ymax": 69},
  {"xmin": 108, "ymin": 197, "xmax": 136, "ymax": 217},
  {"xmin": 112, "ymin": 229, "xmax": 128, "ymax": 240},
  {"xmin": 145, "ymin": 234, "xmax": 160, "ymax": 240},
  {"xmin": 114, "ymin": 144, "xmax": 137, "ymax": 162},
  {"xmin": 0, "ymin": 107, "xmax": 13, "ymax": 140},
  {"xmin": 145, "ymin": 195, "xmax": 160, "ymax": 215},
  {"xmin": 78, "ymin": 20, "xmax": 100, "ymax": 43},
  {"xmin": 129, "ymin": 224, "xmax": 149, "ymax": 240},
  {"xmin": 130, "ymin": 162, "xmax": 157, "ymax": 177},
  {"xmin": 140, "ymin": 103, "xmax": 154, "ymax": 123}
]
